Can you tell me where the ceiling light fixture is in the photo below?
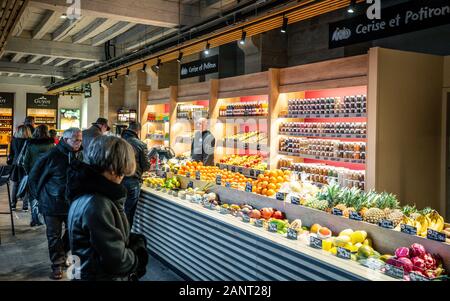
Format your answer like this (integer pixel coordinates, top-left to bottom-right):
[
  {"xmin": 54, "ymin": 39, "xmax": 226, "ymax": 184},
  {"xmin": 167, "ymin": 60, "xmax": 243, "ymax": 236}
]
[
  {"xmin": 60, "ymin": 13, "xmax": 68, "ymax": 19},
  {"xmin": 115, "ymin": 72, "xmax": 118, "ymax": 80},
  {"xmin": 281, "ymin": 16, "xmax": 288, "ymax": 33},
  {"xmin": 177, "ymin": 52, "xmax": 183, "ymax": 63},
  {"xmin": 204, "ymin": 42, "xmax": 210, "ymax": 55},
  {"xmin": 347, "ymin": 0, "xmax": 356, "ymax": 14},
  {"xmin": 141, "ymin": 63, "xmax": 147, "ymax": 72},
  {"xmin": 126, "ymin": 69, "xmax": 130, "ymax": 77},
  {"xmin": 155, "ymin": 58, "xmax": 161, "ymax": 70}
]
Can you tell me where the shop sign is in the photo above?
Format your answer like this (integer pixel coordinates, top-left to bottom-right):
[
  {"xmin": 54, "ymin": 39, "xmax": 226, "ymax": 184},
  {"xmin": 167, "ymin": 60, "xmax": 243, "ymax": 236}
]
[
  {"xmin": 329, "ymin": 0, "xmax": 450, "ymax": 48},
  {"xmin": 0, "ymin": 93, "xmax": 14, "ymax": 108},
  {"xmin": 84, "ymin": 83, "xmax": 92, "ymax": 98},
  {"xmin": 27, "ymin": 93, "xmax": 58, "ymax": 109},
  {"xmin": 287, "ymin": 228, "xmax": 298, "ymax": 240},
  {"xmin": 180, "ymin": 55, "xmax": 219, "ymax": 79}
]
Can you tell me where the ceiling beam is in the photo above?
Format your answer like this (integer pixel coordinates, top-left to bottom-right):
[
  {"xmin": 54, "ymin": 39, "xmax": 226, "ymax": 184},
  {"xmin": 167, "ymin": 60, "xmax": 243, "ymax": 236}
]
[
  {"xmin": 92, "ymin": 22, "xmax": 135, "ymax": 46},
  {"xmin": 32, "ymin": 10, "xmax": 60, "ymax": 39},
  {"xmin": 5, "ymin": 37, "xmax": 103, "ymax": 61},
  {"xmin": 0, "ymin": 61, "xmax": 66, "ymax": 78},
  {"xmin": 11, "ymin": 6, "xmax": 30, "ymax": 37},
  {"xmin": 0, "ymin": 0, "xmax": 30, "ymax": 55},
  {"xmin": 0, "ymin": 74, "xmax": 48, "ymax": 86},
  {"xmin": 42, "ymin": 56, "xmax": 57, "ymax": 65},
  {"xmin": 54, "ymin": 58, "xmax": 71, "ymax": 66},
  {"xmin": 11, "ymin": 52, "xmax": 25, "ymax": 62},
  {"xmin": 72, "ymin": 18, "xmax": 118, "ymax": 44},
  {"xmin": 29, "ymin": 0, "xmax": 200, "ymax": 27}
]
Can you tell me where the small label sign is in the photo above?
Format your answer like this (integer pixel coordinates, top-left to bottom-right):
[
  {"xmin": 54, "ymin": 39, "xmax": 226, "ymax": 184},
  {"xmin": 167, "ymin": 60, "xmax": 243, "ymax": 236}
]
[
  {"xmin": 287, "ymin": 228, "xmax": 298, "ymax": 240},
  {"xmin": 249, "ymin": 169, "xmax": 255, "ymax": 177},
  {"xmin": 268, "ymin": 223, "xmax": 278, "ymax": 233},
  {"xmin": 427, "ymin": 229, "xmax": 446, "ymax": 242},
  {"xmin": 349, "ymin": 211, "xmax": 363, "ymax": 221},
  {"xmin": 231, "ymin": 166, "xmax": 236, "ymax": 172},
  {"xmin": 186, "ymin": 172, "xmax": 191, "ymax": 178},
  {"xmin": 254, "ymin": 219, "xmax": 263, "ymax": 227},
  {"xmin": 331, "ymin": 208, "xmax": 343, "ymax": 216},
  {"xmin": 216, "ymin": 175, "xmax": 222, "ymax": 185},
  {"xmin": 410, "ymin": 272, "xmax": 430, "ymax": 282},
  {"xmin": 238, "ymin": 167, "xmax": 243, "ymax": 174},
  {"xmin": 195, "ymin": 171, "xmax": 201, "ymax": 180},
  {"xmin": 400, "ymin": 224, "xmax": 417, "ymax": 236},
  {"xmin": 245, "ymin": 182, "xmax": 253, "ymax": 193},
  {"xmin": 276, "ymin": 192, "xmax": 287, "ymax": 201},
  {"xmin": 242, "ymin": 215, "xmax": 250, "ymax": 223},
  {"xmin": 216, "ymin": 163, "xmax": 220, "ymax": 168},
  {"xmin": 291, "ymin": 196, "xmax": 300, "ymax": 205},
  {"xmin": 379, "ymin": 219, "xmax": 394, "ymax": 229},
  {"xmin": 337, "ymin": 247, "xmax": 351, "ymax": 260},
  {"xmin": 309, "ymin": 236, "xmax": 322, "ymax": 249},
  {"xmin": 187, "ymin": 181, "xmax": 194, "ymax": 189},
  {"xmin": 225, "ymin": 182, "xmax": 231, "ymax": 188},
  {"xmin": 384, "ymin": 264, "xmax": 404, "ymax": 279},
  {"xmin": 362, "ymin": 258, "xmax": 384, "ymax": 271},
  {"xmin": 220, "ymin": 207, "xmax": 229, "ymax": 215}
]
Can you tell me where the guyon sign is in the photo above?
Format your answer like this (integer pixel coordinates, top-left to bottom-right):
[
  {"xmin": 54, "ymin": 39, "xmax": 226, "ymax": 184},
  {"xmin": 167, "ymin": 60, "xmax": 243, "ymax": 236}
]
[
  {"xmin": 329, "ymin": 0, "xmax": 450, "ymax": 48},
  {"xmin": 180, "ymin": 55, "xmax": 219, "ymax": 79},
  {"xmin": 26, "ymin": 93, "xmax": 58, "ymax": 109}
]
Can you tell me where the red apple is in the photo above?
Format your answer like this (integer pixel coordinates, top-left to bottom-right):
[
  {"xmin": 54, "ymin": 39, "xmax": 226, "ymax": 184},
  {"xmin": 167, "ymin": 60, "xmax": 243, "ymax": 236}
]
[
  {"xmin": 249, "ymin": 209, "xmax": 261, "ymax": 219},
  {"xmin": 272, "ymin": 211, "xmax": 284, "ymax": 220}
]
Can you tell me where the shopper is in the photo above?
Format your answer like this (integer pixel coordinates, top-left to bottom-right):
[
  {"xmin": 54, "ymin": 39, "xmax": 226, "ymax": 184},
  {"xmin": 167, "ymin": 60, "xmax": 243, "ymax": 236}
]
[
  {"xmin": 67, "ymin": 135, "xmax": 148, "ymax": 281},
  {"xmin": 191, "ymin": 117, "xmax": 215, "ymax": 166},
  {"xmin": 28, "ymin": 128, "xmax": 83, "ymax": 280},
  {"xmin": 49, "ymin": 129, "xmax": 60, "ymax": 145},
  {"xmin": 7, "ymin": 125, "xmax": 32, "ymax": 211},
  {"xmin": 121, "ymin": 122, "xmax": 150, "ymax": 226},
  {"xmin": 24, "ymin": 116, "xmax": 35, "ymax": 135},
  {"xmin": 82, "ymin": 117, "xmax": 110, "ymax": 159}
]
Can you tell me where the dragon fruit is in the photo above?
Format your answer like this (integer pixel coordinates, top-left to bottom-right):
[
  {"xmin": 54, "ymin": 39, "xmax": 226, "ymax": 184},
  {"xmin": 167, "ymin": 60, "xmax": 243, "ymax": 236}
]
[
  {"xmin": 411, "ymin": 257, "xmax": 426, "ymax": 271},
  {"xmin": 396, "ymin": 257, "xmax": 413, "ymax": 273},
  {"xmin": 410, "ymin": 243, "xmax": 426, "ymax": 258},
  {"xmin": 395, "ymin": 247, "xmax": 410, "ymax": 258},
  {"xmin": 386, "ymin": 258, "xmax": 400, "ymax": 267},
  {"xmin": 422, "ymin": 253, "xmax": 437, "ymax": 270}
]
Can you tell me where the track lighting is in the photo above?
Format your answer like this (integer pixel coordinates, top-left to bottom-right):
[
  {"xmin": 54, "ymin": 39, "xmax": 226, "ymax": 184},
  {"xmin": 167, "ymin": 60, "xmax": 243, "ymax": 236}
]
[
  {"xmin": 204, "ymin": 42, "xmax": 210, "ymax": 55},
  {"xmin": 177, "ymin": 52, "xmax": 183, "ymax": 63},
  {"xmin": 239, "ymin": 31, "xmax": 247, "ymax": 45},
  {"xmin": 281, "ymin": 16, "xmax": 288, "ymax": 33},
  {"xmin": 347, "ymin": 0, "xmax": 356, "ymax": 14}
]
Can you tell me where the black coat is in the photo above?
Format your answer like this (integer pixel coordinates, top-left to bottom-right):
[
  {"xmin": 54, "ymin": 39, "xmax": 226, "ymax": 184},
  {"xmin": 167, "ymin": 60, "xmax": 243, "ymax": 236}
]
[
  {"xmin": 191, "ymin": 130, "xmax": 215, "ymax": 166},
  {"xmin": 121, "ymin": 129, "xmax": 150, "ymax": 180},
  {"xmin": 67, "ymin": 160, "xmax": 147, "ymax": 281},
  {"xmin": 28, "ymin": 139, "xmax": 83, "ymax": 216},
  {"xmin": 7, "ymin": 137, "xmax": 28, "ymax": 182}
]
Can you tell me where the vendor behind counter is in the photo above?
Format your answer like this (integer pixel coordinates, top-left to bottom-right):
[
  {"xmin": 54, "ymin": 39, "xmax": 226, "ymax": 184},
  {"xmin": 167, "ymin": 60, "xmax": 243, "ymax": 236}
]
[{"xmin": 191, "ymin": 117, "xmax": 215, "ymax": 166}]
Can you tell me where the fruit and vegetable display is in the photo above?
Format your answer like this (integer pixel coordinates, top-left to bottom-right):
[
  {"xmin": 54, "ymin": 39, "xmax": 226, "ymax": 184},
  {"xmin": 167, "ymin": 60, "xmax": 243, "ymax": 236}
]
[
  {"xmin": 225, "ymin": 131, "xmax": 267, "ymax": 144},
  {"xmin": 251, "ymin": 169, "xmax": 292, "ymax": 197},
  {"xmin": 219, "ymin": 155, "xmax": 267, "ymax": 170}
]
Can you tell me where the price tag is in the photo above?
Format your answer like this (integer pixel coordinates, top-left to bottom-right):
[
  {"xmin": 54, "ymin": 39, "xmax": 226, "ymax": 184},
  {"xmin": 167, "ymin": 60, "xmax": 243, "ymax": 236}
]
[
  {"xmin": 195, "ymin": 171, "xmax": 201, "ymax": 180},
  {"xmin": 384, "ymin": 264, "xmax": 404, "ymax": 279},
  {"xmin": 268, "ymin": 223, "xmax": 278, "ymax": 233},
  {"xmin": 427, "ymin": 229, "xmax": 446, "ymax": 242},
  {"xmin": 379, "ymin": 219, "xmax": 394, "ymax": 229},
  {"xmin": 245, "ymin": 182, "xmax": 253, "ymax": 193},
  {"xmin": 324, "ymin": 114, "xmax": 330, "ymax": 118},
  {"xmin": 287, "ymin": 228, "xmax": 298, "ymax": 240},
  {"xmin": 331, "ymin": 208, "xmax": 343, "ymax": 216},
  {"xmin": 255, "ymin": 219, "xmax": 264, "ymax": 228},
  {"xmin": 255, "ymin": 170, "xmax": 262, "ymax": 177},
  {"xmin": 309, "ymin": 236, "xmax": 322, "ymax": 249},
  {"xmin": 356, "ymin": 113, "xmax": 362, "ymax": 117},
  {"xmin": 187, "ymin": 181, "xmax": 194, "ymax": 189},
  {"xmin": 216, "ymin": 175, "xmax": 222, "ymax": 185},
  {"xmin": 186, "ymin": 172, "xmax": 191, "ymax": 178},
  {"xmin": 314, "ymin": 156, "xmax": 321, "ymax": 160},
  {"xmin": 238, "ymin": 167, "xmax": 243, "ymax": 174},
  {"xmin": 162, "ymin": 171, "xmax": 167, "ymax": 178},
  {"xmin": 225, "ymin": 182, "xmax": 231, "ymax": 188},
  {"xmin": 173, "ymin": 169, "xmax": 178, "ymax": 175},
  {"xmin": 276, "ymin": 192, "xmax": 287, "ymax": 201},
  {"xmin": 231, "ymin": 166, "xmax": 236, "ymax": 172},
  {"xmin": 249, "ymin": 169, "xmax": 255, "ymax": 177},
  {"xmin": 337, "ymin": 247, "xmax": 351, "ymax": 260},
  {"xmin": 349, "ymin": 211, "xmax": 362, "ymax": 221},
  {"xmin": 291, "ymin": 196, "xmax": 300, "ymax": 205},
  {"xmin": 400, "ymin": 224, "xmax": 417, "ymax": 236},
  {"xmin": 410, "ymin": 272, "xmax": 430, "ymax": 281},
  {"xmin": 220, "ymin": 207, "xmax": 229, "ymax": 215},
  {"xmin": 345, "ymin": 135, "xmax": 351, "ymax": 138},
  {"xmin": 361, "ymin": 258, "xmax": 384, "ymax": 271},
  {"xmin": 242, "ymin": 215, "xmax": 250, "ymax": 223}
]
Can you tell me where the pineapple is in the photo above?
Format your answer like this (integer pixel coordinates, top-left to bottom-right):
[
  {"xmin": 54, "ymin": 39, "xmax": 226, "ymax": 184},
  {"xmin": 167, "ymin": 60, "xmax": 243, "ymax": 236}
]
[
  {"xmin": 402, "ymin": 204, "xmax": 418, "ymax": 217},
  {"xmin": 381, "ymin": 193, "xmax": 403, "ymax": 227},
  {"xmin": 304, "ymin": 198, "xmax": 328, "ymax": 211},
  {"xmin": 421, "ymin": 207, "xmax": 433, "ymax": 216},
  {"xmin": 363, "ymin": 193, "xmax": 387, "ymax": 224},
  {"xmin": 317, "ymin": 183, "xmax": 341, "ymax": 209},
  {"xmin": 340, "ymin": 187, "xmax": 361, "ymax": 217}
]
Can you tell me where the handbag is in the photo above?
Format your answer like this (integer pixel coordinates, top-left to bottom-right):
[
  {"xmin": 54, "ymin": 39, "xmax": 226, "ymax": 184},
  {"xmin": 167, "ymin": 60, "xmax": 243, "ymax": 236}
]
[
  {"xmin": 15, "ymin": 141, "xmax": 29, "ymax": 168},
  {"xmin": 16, "ymin": 175, "xmax": 29, "ymax": 199}
]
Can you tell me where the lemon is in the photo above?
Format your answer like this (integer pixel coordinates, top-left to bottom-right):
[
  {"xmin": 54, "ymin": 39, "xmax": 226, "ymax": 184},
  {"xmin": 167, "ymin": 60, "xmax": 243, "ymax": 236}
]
[
  {"xmin": 334, "ymin": 235, "xmax": 351, "ymax": 247},
  {"xmin": 339, "ymin": 229, "xmax": 354, "ymax": 237},
  {"xmin": 344, "ymin": 242, "xmax": 359, "ymax": 253},
  {"xmin": 350, "ymin": 231, "xmax": 367, "ymax": 244},
  {"xmin": 363, "ymin": 238, "xmax": 373, "ymax": 247},
  {"xmin": 329, "ymin": 247, "xmax": 337, "ymax": 256},
  {"xmin": 322, "ymin": 239, "xmax": 333, "ymax": 252}
]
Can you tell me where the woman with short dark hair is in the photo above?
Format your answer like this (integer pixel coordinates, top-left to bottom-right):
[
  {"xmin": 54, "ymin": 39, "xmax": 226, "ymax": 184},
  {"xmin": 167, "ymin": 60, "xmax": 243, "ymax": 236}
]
[{"xmin": 67, "ymin": 135, "xmax": 148, "ymax": 281}]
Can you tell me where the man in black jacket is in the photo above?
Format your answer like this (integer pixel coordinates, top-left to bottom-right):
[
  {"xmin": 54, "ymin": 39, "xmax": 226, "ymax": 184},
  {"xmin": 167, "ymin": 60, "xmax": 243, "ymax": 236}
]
[
  {"xmin": 191, "ymin": 118, "xmax": 215, "ymax": 166},
  {"xmin": 82, "ymin": 117, "xmax": 110, "ymax": 159},
  {"xmin": 121, "ymin": 122, "xmax": 150, "ymax": 227},
  {"xmin": 28, "ymin": 128, "xmax": 83, "ymax": 280}
]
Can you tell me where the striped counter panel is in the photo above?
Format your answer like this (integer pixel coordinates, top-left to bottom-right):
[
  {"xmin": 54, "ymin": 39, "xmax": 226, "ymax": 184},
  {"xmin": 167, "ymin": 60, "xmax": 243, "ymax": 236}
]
[{"xmin": 134, "ymin": 190, "xmax": 368, "ymax": 281}]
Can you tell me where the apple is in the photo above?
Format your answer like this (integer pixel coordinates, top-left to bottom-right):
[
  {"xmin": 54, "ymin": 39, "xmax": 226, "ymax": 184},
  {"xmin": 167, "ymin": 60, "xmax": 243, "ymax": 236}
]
[
  {"xmin": 272, "ymin": 211, "xmax": 284, "ymax": 220},
  {"xmin": 249, "ymin": 209, "xmax": 261, "ymax": 219}
]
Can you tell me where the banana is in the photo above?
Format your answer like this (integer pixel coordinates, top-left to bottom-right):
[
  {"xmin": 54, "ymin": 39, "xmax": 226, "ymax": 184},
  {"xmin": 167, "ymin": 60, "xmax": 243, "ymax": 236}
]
[
  {"xmin": 427, "ymin": 211, "xmax": 445, "ymax": 232},
  {"xmin": 417, "ymin": 215, "xmax": 429, "ymax": 237}
]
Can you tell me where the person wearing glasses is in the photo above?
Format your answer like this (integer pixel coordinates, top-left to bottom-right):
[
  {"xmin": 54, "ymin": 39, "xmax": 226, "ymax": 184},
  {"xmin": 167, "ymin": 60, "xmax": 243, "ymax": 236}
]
[{"xmin": 28, "ymin": 127, "xmax": 84, "ymax": 280}]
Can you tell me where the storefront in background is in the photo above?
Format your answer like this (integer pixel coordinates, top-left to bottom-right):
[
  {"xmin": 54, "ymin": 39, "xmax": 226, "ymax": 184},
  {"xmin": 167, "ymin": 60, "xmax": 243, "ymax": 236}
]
[
  {"xmin": 26, "ymin": 93, "xmax": 58, "ymax": 130},
  {"xmin": 0, "ymin": 92, "xmax": 14, "ymax": 156}
]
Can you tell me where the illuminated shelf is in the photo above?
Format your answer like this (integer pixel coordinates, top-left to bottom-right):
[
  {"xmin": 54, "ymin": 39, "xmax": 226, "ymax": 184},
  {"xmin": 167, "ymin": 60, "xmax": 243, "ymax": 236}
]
[
  {"xmin": 278, "ymin": 132, "xmax": 367, "ymax": 139},
  {"xmin": 217, "ymin": 115, "xmax": 268, "ymax": 120},
  {"xmin": 147, "ymin": 120, "xmax": 169, "ymax": 123},
  {"xmin": 278, "ymin": 151, "xmax": 366, "ymax": 165},
  {"xmin": 218, "ymin": 139, "xmax": 269, "ymax": 152},
  {"xmin": 279, "ymin": 113, "xmax": 367, "ymax": 119}
]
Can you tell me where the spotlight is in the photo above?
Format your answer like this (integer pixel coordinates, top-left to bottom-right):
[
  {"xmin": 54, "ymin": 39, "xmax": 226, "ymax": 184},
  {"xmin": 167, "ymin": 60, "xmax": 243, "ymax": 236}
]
[
  {"xmin": 177, "ymin": 52, "xmax": 183, "ymax": 63},
  {"xmin": 99, "ymin": 77, "xmax": 102, "ymax": 87},
  {"xmin": 239, "ymin": 31, "xmax": 247, "ymax": 45},
  {"xmin": 155, "ymin": 58, "xmax": 161, "ymax": 70},
  {"xmin": 141, "ymin": 63, "xmax": 147, "ymax": 72},
  {"xmin": 109, "ymin": 76, "xmax": 113, "ymax": 85},
  {"xmin": 347, "ymin": 0, "xmax": 356, "ymax": 14},
  {"xmin": 281, "ymin": 16, "xmax": 288, "ymax": 33},
  {"xmin": 60, "ymin": 13, "xmax": 67, "ymax": 19},
  {"xmin": 204, "ymin": 42, "xmax": 210, "ymax": 55},
  {"xmin": 115, "ymin": 72, "xmax": 118, "ymax": 80},
  {"xmin": 126, "ymin": 69, "xmax": 130, "ymax": 77}
]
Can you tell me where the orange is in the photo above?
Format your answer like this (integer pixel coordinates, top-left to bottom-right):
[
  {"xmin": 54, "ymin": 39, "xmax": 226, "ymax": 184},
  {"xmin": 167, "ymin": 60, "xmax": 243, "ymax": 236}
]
[
  {"xmin": 261, "ymin": 181, "xmax": 269, "ymax": 188},
  {"xmin": 261, "ymin": 188, "xmax": 268, "ymax": 196},
  {"xmin": 267, "ymin": 189, "xmax": 275, "ymax": 196},
  {"xmin": 256, "ymin": 188, "xmax": 262, "ymax": 194},
  {"xmin": 258, "ymin": 174, "xmax": 264, "ymax": 180},
  {"xmin": 267, "ymin": 183, "xmax": 276, "ymax": 190},
  {"xmin": 277, "ymin": 170, "xmax": 284, "ymax": 177},
  {"xmin": 277, "ymin": 176, "xmax": 285, "ymax": 183},
  {"xmin": 269, "ymin": 170, "xmax": 278, "ymax": 178},
  {"xmin": 264, "ymin": 170, "xmax": 270, "ymax": 176},
  {"xmin": 276, "ymin": 183, "xmax": 282, "ymax": 190},
  {"xmin": 310, "ymin": 224, "xmax": 322, "ymax": 234},
  {"xmin": 269, "ymin": 177, "xmax": 278, "ymax": 184},
  {"xmin": 284, "ymin": 175, "xmax": 290, "ymax": 182}
]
